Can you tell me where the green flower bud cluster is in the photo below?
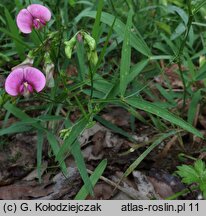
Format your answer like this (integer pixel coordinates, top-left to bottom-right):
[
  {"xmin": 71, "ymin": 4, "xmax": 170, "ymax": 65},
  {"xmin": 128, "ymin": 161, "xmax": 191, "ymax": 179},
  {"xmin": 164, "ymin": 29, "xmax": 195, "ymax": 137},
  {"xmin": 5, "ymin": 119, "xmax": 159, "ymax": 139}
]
[
  {"xmin": 59, "ymin": 127, "xmax": 72, "ymax": 140},
  {"xmin": 199, "ymin": 55, "xmax": 206, "ymax": 68},
  {"xmin": 64, "ymin": 31, "xmax": 98, "ymax": 65},
  {"xmin": 64, "ymin": 35, "xmax": 77, "ymax": 59}
]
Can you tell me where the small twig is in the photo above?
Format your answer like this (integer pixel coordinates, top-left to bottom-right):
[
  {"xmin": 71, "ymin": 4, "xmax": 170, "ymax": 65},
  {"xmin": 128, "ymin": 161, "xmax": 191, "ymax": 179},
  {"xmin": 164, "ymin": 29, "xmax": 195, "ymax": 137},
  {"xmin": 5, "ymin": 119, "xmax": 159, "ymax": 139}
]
[
  {"xmin": 86, "ymin": 169, "xmax": 139, "ymax": 199},
  {"xmin": 166, "ymin": 185, "xmax": 199, "ymax": 200},
  {"xmin": 155, "ymin": 135, "xmax": 178, "ymax": 159}
]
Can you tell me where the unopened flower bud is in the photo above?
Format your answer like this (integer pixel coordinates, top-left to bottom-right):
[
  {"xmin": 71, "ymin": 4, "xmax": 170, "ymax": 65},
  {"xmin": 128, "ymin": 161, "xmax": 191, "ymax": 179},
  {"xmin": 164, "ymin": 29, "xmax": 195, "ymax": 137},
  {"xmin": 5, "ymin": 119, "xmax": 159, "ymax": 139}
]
[
  {"xmin": 199, "ymin": 55, "xmax": 206, "ymax": 68},
  {"xmin": 64, "ymin": 36, "xmax": 76, "ymax": 59},
  {"xmin": 87, "ymin": 50, "xmax": 98, "ymax": 65},
  {"xmin": 12, "ymin": 50, "xmax": 34, "ymax": 70},
  {"xmin": 77, "ymin": 32, "xmax": 83, "ymax": 42},
  {"xmin": 83, "ymin": 33, "xmax": 96, "ymax": 51},
  {"xmin": 44, "ymin": 52, "xmax": 55, "ymax": 88}
]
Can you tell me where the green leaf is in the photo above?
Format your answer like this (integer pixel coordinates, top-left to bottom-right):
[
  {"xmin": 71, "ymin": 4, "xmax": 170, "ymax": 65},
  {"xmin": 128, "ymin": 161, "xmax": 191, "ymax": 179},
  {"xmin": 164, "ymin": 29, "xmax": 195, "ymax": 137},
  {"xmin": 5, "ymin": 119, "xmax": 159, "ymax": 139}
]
[
  {"xmin": 186, "ymin": 52, "xmax": 196, "ymax": 79},
  {"xmin": 47, "ymin": 132, "xmax": 68, "ymax": 176},
  {"xmin": 37, "ymin": 130, "xmax": 44, "ymax": 183},
  {"xmin": 127, "ymin": 59, "xmax": 148, "ymax": 85},
  {"xmin": 194, "ymin": 160, "xmax": 206, "ymax": 175},
  {"xmin": 3, "ymin": 102, "xmax": 46, "ymax": 132},
  {"xmin": 120, "ymin": 9, "xmax": 133, "ymax": 96},
  {"xmin": 167, "ymin": 5, "xmax": 188, "ymax": 25},
  {"xmin": 155, "ymin": 21, "xmax": 171, "ymax": 34},
  {"xmin": 195, "ymin": 62, "xmax": 206, "ymax": 80},
  {"xmin": 4, "ymin": 7, "xmax": 25, "ymax": 60},
  {"xmin": 70, "ymin": 140, "xmax": 93, "ymax": 196},
  {"xmin": 0, "ymin": 122, "xmax": 33, "ymax": 136},
  {"xmin": 75, "ymin": 159, "xmax": 107, "ymax": 200},
  {"xmin": 193, "ymin": 0, "xmax": 206, "ymax": 14},
  {"xmin": 76, "ymin": 38, "xmax": 86, "ymax": 81},
  {"xmin": 93, "ymin": 17, "xmax": 116, "ymax": 74},
  {"xmin": 125, "ymin": 97, "xmax": 204, "ymax": 139},
  {"xmin": 161, "ymin": 33, "xmax": 178, "ymax": 55},
  {"xmin": 4, "ymin": 102, "xmax": 32, "ymax": 120},
  {"xmin": 92, "ymin": 0, "xmax": 104, "ymax": 43},
  {"xmin": 38, "ymin": 115, "xmax": 64, "ymax": 121},
  {"xmin": 170, "ymin": 22, "xmax": 186, "ymax": 40},
  {"xmin": 0, "ymin": 28, "xmax": 30, "ymax": 49},
  {"xmin": 155, "ymin": 83, "xmax": 175, "ymax": 105},
  {"xmin": 68, "ymin": 0, "xmax": 76, "ymax": 7},
  {"xmin": 176, "ymin": 165, "xmax": 199, "ymax": 184},
  {"xmin": 14, "ymin": 0, "xmax": 24, "ymax": 10},
  {"xmin": 187, "ymin": 90, "xmax": 201, "ymax": 125},
  {"xmin": 92, "ymin": 74, "xmax": 113, "ymax": 94},
  {"xmin": 200, "ymin": 184, "xmax": 206, "ymax": 192}
]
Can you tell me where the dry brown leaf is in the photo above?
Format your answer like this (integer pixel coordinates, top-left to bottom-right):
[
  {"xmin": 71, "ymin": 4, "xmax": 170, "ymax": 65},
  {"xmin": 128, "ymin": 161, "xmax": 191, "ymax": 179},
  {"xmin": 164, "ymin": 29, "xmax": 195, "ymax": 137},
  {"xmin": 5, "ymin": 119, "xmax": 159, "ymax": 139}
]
[
  {"xmin": 87, "ymin": 183, "xmax": 113, "ymax": 200},
  {"xmin": 0, "ymin": 181, "xmax": 52, "ymax": 199},
  {"xmin": 147, "ymin": 168, "xmax": 185, "ymax": 199}
]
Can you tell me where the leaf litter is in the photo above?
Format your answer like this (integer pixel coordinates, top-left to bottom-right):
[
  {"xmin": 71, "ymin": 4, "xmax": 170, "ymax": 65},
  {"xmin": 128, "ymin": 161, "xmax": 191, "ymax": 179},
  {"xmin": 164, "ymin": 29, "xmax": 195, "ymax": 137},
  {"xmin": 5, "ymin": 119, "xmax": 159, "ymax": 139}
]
[{"xmin": 1, "ymin": 104, "xmax": 201, "ymax": 200}]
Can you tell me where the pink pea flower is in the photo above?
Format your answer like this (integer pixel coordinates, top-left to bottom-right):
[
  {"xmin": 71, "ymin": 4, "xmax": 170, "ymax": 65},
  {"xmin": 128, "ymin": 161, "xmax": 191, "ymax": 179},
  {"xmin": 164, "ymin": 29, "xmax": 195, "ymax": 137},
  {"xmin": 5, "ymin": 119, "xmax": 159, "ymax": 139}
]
[
  {"xmin": 5, "ymin": 66, "xmax": 46, "ymax": 97},
  {"xmin": 16, "ymin": 4, "xmax": 51, "ymax": 34}
]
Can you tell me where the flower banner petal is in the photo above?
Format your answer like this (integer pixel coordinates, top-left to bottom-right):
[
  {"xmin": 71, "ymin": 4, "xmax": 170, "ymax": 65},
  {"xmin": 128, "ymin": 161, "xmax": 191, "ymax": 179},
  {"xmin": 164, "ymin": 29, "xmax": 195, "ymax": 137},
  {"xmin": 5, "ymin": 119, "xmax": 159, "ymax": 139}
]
[
  {"xmin": 27, "ymin": 4, "xmax": 51, "ymax": 22},
  {"xmin": 24, "ymin": 67, "xmax": 46, "ymax": 92}
]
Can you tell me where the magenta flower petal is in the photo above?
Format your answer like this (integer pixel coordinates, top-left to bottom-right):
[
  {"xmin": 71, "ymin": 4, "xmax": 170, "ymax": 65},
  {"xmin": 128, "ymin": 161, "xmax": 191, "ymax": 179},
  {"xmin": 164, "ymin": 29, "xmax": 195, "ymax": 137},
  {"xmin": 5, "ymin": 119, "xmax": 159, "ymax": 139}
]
[
  {"xmin": 16, "ymin": 9, "xmax": 33, "ymax": 34},
  {"xmin": 5, "ymin": 68, "xmax": 24, "ymax": 96},
  {"xmin": 5, "ymin": 67, "xmax": 46, "ymax": 97},
  {"xmin": 27, "ymin": 4, "xmax": 51, "ymax": 22},
  {"xmin": 23, "ymin": 67, "xmax": 46, "ymax": 92}
]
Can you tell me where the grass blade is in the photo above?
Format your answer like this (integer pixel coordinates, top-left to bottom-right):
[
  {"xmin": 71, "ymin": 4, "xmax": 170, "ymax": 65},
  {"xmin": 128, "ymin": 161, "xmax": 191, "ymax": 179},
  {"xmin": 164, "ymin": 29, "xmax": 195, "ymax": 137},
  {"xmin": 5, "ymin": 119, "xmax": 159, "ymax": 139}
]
[
  {"xmin": 76, "ymin": 39, "xmax": 86, "ymax": 81},
  {"xmin": 47, "ymin": 132, "xmax": 68, "ymax": 176},
  {"xmin": 0, "ymin": 27, "xmax": 30, "ymax": 48},
  {"xmin": 4, "ymin": 102, "xmax": 34, "ymax": 121},
  {"xmin": 187, "ymin": 90, "xmax": 201, "ymax": 125},
  {"xmin": 120, "ymin": 9, "xmax": 133, "ymax": 96},
  {"xmin": 57, "ymin": 117, "xmax": 88, "ymax": 159},
  {"xmin": 3, "ymin": 102, "xmax": 46, "ymax": 132},
  {"xmin": 71, "ymin": 140, "xmax": 93, "ymax": 196},
  {"xmin": 94, "ymin": 17, "xmax": 116, "ymax": 73},
  {"xmin": 37, "ymin": 130, "xmax": 44, "ymax": 183},
  {"xmin": 127, "ymin": 59, "xmax": 148, "ymax": 85},
  {"xmin": 4, "ymin": 7, "xmax": 25, "ymax": 59},
  {"xmin": 0, "ymin": 123, "xmax": 33, "ymax": 136},
  {"xmin": 125, "ymin": 97, "xmax": 204, "ymax": 139},
  {"xmin": 124, "ymin": 130, "xmax": 177, "ymax": 177},
  {"xmin": 92, "ymin": 0, "xmax": 104, "ymax": 43},
  {"xmin": 75, "ymin": 159, "xmax": 107, "ymax": 200}
]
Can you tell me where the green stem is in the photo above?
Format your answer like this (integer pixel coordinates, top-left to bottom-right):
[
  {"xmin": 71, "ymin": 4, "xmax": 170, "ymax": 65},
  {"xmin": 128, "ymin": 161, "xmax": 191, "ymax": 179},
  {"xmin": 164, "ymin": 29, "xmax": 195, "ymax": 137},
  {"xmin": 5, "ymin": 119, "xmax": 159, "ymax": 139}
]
[
  {"xmin": 166, "ymin": 185, "xmax": 199, "ymax": 200},
  {"xmin": 74, "ymin": 95, "xmax": 88, "ymax": 119},
  {"xmin": 89, "ymin": 64, "xmax": 94, "ymax": 100},
  {"xmin": 55, "ymin": 28, "xmax": 63, "ymax": 72},
  {"xmin": 176, "ymin": 0, "xmax": 193, "ymax": 109},
  {"xmin": 33, "ymin": 29, "xmax": 44, "ymax": 46}
]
